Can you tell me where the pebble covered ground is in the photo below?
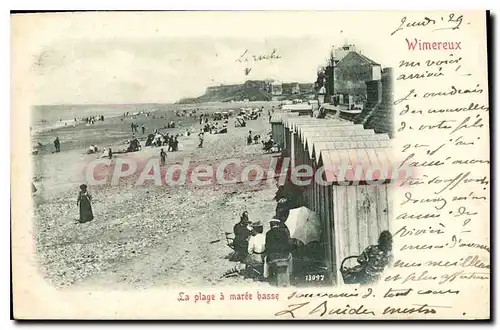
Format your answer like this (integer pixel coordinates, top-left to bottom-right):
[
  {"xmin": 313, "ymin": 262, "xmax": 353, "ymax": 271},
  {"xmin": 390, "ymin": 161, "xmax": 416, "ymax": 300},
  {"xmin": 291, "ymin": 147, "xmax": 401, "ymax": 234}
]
[{"xmin": 32, "ymin": 105, "xmax": 278, "ymax": 289}]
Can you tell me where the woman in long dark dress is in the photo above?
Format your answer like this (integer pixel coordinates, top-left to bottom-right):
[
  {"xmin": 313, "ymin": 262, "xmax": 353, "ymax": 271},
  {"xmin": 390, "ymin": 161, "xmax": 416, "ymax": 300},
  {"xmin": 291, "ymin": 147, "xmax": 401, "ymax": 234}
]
[{"xmin": 77, "ymin": 184, "xmax": 94, "ymax": 223}]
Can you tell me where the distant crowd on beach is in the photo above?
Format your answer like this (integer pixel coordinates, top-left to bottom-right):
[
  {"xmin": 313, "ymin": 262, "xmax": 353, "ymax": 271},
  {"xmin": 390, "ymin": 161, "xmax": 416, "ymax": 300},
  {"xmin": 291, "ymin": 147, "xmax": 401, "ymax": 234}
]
[{"xmin": 79, "ymin": 115, "xmax": 105, "ymax": 125}]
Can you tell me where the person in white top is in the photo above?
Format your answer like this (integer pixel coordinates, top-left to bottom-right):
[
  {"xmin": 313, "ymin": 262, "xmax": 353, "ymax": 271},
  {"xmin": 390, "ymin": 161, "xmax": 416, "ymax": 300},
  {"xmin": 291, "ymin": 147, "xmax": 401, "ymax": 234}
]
[{"xmin": 245, "ymin": 221, "xmax": 266, "ymax": 275}]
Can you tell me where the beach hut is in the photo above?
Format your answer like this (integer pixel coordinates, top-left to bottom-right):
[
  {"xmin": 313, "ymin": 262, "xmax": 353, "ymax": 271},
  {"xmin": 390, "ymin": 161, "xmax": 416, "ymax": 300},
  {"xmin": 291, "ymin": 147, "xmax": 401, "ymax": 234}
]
[
  {"xmin": 300, "ymin": 131, "xmax": 387, "ymax": 226},
  {"xmin": 270, "ymin": 113, "xmax": 286, "ymax": 148},
  {"xmin": 302, "ymin": 129, "xmax": 375, "ymax": 148},
  {"xmin": 281, "ymin": 104, "xmax": 313, "ymax": 116},
  {"xmin": 295, "ymin": 126, "xmax": 369, "ymax": 168},
  {"xmin": 307, "ymin": 136, "xmax": 391, "ymax": 215},
  {"xmin": 282, "ymin": 116, "xmax": 331, "ymax": 129},
  {"xmin": 306, "ymin": 133, "xmax": 389, "ymax": 161},
  {"xmin": 294, "ymin": 124, "xmax": 363, "ymax": 170},
  {"xmin": 283, "ymin": 117, "xmax": 347, "ymax": 132},
  {"xmin": 314, "ymin": 147, "xmax": 393, "ymax": 286},
  {"xmin": 282, "ymin": 117, "xmax": 349, "ymax": 166},
  {"xmin": 311, "ymin": 139, "xmax": 391, "ymax": 153},
  {"xmin": 297, "ymin": 124, "xmax": 364, "ymax": 143}
]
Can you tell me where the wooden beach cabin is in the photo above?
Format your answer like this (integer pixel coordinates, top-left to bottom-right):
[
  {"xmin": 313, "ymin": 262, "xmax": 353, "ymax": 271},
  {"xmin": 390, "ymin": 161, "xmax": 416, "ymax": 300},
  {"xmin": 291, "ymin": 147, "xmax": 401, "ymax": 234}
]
[
  {"xmin": 281, "ymin": 115, "xmax": 314, "ymax": 159},
  {"xmin": 301, "ymin": 129, "xmax": 376, "ymax": 168},
  {"xmin": 315, "ymin": 146, "xmax": 393, "ymax": 285},
  {"xmin": 284, "ymin": 120, "xmax": 359, "ymax": 168},
  {"xmin": 288, "ymin": 118, "xmax": 351, "ymax": 133},
  {"xmin": 275, "ymin": 113, "xmax": 393, "ymax": 286},
  {"xmin": 295, "ymin": 124, "xmax": 364, "ymax": 171},
  {"xmin": 281, "ymin": 116, "xmax": 321, "ymax": 162},
  {"xmin": 281, "ymin": 104, "xmax": 314, "ymax": 116},
  {"xmin": 270, "ymin": 113, "xmax": 287, "ymax": 149},
  {"xmin": 307, "ymin": 137, "xmax": 391, "ymax": 217},
  {"xmin": 300, "ymin": 130, "xmax": 385, "ymax": 217}
]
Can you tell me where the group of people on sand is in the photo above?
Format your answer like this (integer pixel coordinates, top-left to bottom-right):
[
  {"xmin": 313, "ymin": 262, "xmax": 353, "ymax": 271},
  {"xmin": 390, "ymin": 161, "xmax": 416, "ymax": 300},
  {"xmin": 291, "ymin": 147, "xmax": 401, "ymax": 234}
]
[
  {"xmin": 82, "ymin": 115, "xmax": 104, "ymax": 125},
  {"xmin": 145, "ymin": 132, "xmax": 180, "ymax": 151},
  {"xmin": 230, "ymin": 210, "xmax": 294, "ymax": 281},
  {"xmin": 262, "ymin": 132, "xmax": 280, "ymax": 153},
  {"xmin": 246, "ymin": 131, "xmax": 278, "ymax": 151},
  {"xmin": 86, "ymin": 144, "xmax": 113, "ymax": 159},
  {"xmin": 175, "ymin": 108, "xmax": 199, "ymax": 118},
  {"xmin": 157, "ymin": 135, "xmax": 180, "ymax": 166},
  {"xmin": 246, "ymin": 131, "xmax": 261, "ymax": 145},
  {"xmin": 131, "ymin": 122, "xmax": 139, "ymax": 133},
  {"xmin": 199, "ymin": 114, "xmax": 209, "ymax": 125},
  {"xmin": 229, "ymin": 182, "xmax": 395, "ymax": 286},
  {"xmin": 202, "ymin": 121, "xmax": 228, "ymax": 134},
  {"xmin": 87, "ymin": 144, "xmax": 99, "ymax": 154},
  {"xmin": 198, "ymin": 113, "xmax": 228, "ymax": 135}
]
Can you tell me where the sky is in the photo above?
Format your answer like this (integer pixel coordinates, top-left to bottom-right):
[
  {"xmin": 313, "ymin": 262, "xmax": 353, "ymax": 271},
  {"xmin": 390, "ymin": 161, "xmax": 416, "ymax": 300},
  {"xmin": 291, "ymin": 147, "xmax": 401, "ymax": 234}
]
[{"xmin": 16, "ymin": 12, "xmax": 394, "ymax": 105}]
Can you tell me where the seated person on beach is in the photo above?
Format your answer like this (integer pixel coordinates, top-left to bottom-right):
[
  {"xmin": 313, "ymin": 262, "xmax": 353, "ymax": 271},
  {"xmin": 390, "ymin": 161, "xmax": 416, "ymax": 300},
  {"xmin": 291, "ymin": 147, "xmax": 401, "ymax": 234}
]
[
  {"xmin": 356, "ymin": 231, "xmax": 394, "ymax": 285},
  {"xmin": 100, "ymin": 148, "xmax": 108, "ymax": 158},
  {"xmin": 232, "ymin": 211, "xmax": 251, "ymax": 261},
  {"xmin": 244, "ymin": 221, "xmax": 266, "ymax": 275}
]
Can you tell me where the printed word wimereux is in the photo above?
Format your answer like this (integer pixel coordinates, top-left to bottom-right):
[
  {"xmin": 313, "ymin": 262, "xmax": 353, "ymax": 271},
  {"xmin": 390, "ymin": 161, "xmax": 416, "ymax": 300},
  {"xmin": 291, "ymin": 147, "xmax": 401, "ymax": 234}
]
[
  {"xmin": 406, "ymin": 38, "xmax": 462, "ymax": 51},
  {"xmin": 84, "ymin": 157, "xmax": 412, "ymax": 187}
]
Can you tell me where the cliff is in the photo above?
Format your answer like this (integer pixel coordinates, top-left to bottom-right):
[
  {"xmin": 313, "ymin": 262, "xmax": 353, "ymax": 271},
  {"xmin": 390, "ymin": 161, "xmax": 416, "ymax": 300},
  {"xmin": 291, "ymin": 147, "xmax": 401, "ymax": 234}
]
[{"xmin": 177, "ymin": 80, "xmax": 315, "ymax": 104}]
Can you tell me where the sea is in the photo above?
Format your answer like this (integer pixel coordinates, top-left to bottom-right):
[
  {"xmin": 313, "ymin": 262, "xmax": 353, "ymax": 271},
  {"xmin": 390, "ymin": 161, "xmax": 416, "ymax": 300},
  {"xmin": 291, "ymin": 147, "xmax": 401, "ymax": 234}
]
[
  {"xmin": 31, "ymin": 103, "xmax": 179, "ymax": 133},
  {"xmin": 31, "ymin": 101, "xmax": 266, "ymax": 134}
]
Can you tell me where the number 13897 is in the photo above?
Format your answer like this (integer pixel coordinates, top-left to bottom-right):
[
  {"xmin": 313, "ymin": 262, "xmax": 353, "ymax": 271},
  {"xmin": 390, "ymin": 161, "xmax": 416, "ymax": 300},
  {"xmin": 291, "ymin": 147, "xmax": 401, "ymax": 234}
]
[{"xmin": 305, "ymin": 274, "xmax": 325, "ymax": 281}]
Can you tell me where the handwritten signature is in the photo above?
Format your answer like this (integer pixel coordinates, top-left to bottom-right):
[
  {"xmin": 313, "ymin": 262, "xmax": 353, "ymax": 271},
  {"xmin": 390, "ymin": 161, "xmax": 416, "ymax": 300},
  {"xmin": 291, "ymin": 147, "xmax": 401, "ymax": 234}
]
[{"xmin": 275, "ymin": 301, "xmax": 376, "ymax": 318}]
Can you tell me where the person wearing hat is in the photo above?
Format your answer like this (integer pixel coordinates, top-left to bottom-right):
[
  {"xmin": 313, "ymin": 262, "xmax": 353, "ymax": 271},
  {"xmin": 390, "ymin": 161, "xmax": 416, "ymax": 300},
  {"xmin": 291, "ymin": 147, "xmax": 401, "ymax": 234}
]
[
  {"xmin": 232, "ymin": 211, "xmax": 251, "ymax": 261},
  {"xmin": 264, "ymin": 218, "xmax": 293, "ymax": 279},
  {"xmin": 77, "ymin": 184, "xmax": 94, "ymax": 223},
  {"xmin": 246, "ymin": 220, "xmax": 266, "ymax": 272}
]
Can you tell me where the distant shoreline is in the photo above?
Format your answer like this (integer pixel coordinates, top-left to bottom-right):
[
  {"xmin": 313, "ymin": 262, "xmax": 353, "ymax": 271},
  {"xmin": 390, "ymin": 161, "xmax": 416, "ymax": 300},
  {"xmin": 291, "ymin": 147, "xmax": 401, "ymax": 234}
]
[
  {"xmin": 33, "ymin": 103, "xmax": 175, "ymax": 110},
  {"xmin": 32, "ymin": 100, "xmax": 277, "ymax": 109}
]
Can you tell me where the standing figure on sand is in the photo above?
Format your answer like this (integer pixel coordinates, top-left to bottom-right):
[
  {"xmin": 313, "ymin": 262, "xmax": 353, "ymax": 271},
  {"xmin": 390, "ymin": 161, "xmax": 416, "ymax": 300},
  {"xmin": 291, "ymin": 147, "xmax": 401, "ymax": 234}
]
[
  {"xmin": 172, "ymin": 136, "xmax": 179, "ymax": 151},
  {"xmin": 77, "ymin": 184, "xmax": 94, "ymax": 223},
  {"xmin": 198, "ymin": 130, "xmax": 204, "ymax": 148},
  {"xmin": 160, "ymin": 148, "xmax": 167, "ymax": 166},
  {"xmin": 53, "ymin": 136, "xmax": 60, "ymax": 153}
]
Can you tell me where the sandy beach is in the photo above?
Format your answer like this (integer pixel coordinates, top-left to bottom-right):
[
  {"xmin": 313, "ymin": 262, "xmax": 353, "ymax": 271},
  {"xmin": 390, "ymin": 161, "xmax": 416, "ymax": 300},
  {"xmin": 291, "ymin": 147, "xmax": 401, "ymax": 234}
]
[{"xmin": 32, "ymin": 101, "xmax": 280, "ymax": 289}]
